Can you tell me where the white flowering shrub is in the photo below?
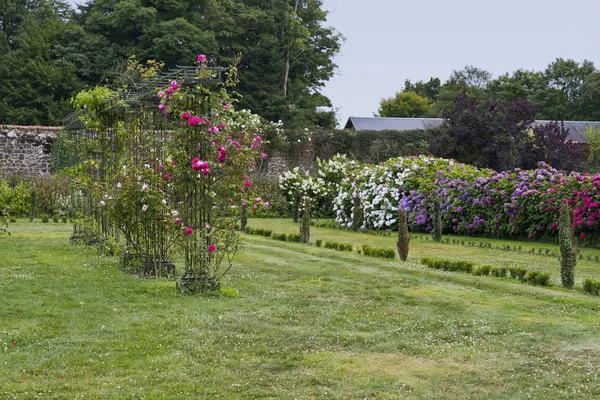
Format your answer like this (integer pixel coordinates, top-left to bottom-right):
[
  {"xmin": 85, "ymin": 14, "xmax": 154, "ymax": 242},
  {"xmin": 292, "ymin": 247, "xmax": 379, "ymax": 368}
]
[
  {"xmin": 334, "ymin": 156, "xmax": 485, "ymax": 231},
  {"xmin": 279, "ymin": 167, "xmax": 327, "ymax": 209}
]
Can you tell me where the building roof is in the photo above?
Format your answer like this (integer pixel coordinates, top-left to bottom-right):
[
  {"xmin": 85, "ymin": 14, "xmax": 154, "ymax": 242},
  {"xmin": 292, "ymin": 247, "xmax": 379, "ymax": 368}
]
[
  {"xmin": 344, "ymin": 117, "xmax": 600, "ymax": 143},
  {"xmin": 344, "ymin": 117, "xmax": 443, "ymax": 131}
]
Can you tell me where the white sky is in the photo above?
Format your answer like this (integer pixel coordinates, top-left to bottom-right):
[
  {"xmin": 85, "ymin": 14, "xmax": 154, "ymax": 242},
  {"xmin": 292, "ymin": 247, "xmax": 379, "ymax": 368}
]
[
  {"xmin": 66, "ymin": 0, "xmax": 600, "ymax": 127},
  {"xmin": 321, "ymin": 0, "xmax": 600, "ymax": 126}
]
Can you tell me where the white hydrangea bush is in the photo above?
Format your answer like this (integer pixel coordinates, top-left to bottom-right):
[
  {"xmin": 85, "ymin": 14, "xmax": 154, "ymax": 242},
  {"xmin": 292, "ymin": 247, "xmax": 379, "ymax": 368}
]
[{"xmin": 334, "ymin": 156, "xmax": 463, "ymax": 231}]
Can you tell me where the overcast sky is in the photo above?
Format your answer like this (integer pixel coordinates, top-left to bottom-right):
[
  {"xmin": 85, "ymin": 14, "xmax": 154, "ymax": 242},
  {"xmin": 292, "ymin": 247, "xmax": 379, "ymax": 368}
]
[
  {"xmin": 321, "ymin": 0, "xmax": 600, "ymax": 126},
  {"xmin": 66, "ymin": 0, "xmax": 600, "ymax": 127}
]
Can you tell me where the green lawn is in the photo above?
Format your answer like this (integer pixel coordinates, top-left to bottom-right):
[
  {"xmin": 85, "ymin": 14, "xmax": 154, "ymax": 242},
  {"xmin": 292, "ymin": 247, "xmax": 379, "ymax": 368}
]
[{"xmin": 1, "ymin": 220, "xmax": 600, "ymax": 399}]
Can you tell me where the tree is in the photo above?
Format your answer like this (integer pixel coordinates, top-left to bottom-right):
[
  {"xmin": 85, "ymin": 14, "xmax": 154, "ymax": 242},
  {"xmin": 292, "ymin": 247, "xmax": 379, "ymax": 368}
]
[
  {"xmin": 583, "ymin": 125, "xmax": 600, "ymax": 168},
  {"xmin": 534, "ymin": 58, "xmax": 596, "ymax": 121},
  {"xmin": 0, "ymin": 0, "xmax": 80, "ymax": 125},
  {"xmin": 559, "ymin": 202, "xmax": 577, "ymax": 288},
  {"xmin": 428, "ymin": 65, "xmax": 492, "ymax": 117},
  {"xmin": 433, "ymin": 94, "xmax": 538, "ymax": 171},
  {"xmin": 376, "ymin": 91, "xmax": 432, "ymax": 118},
  {"xmin": 487, "ymin": 69, "xmax": 544, "ymax": 103},
  {"xmin": 403, "ymin": 77, "xmax": 441, "ymax": 102},
  {"xmin": 72, "ymin": 0, "xmax": 343, "ymax": 129}
]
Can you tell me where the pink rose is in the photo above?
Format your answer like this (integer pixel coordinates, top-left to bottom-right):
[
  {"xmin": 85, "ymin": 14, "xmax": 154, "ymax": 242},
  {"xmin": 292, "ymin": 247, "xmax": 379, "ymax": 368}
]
[
  {"xmin": 197, "ymin": 54, "xmax": 207, "ymax": 63},
  {"xmin": 244, "ymin": 180, "xmax": 252, "ymax": 188},
  {"xmin": 185, "ymin": 227, "xmax": 193, "ymax": 236},
  {"xmin": 188, "ymin": 116, "xmax": 202, "ymax": 126},
  {"xmin": 175, "ymin": 218, "xmax": 182, "ymax": 225},
  {"xmin": 207, "ymin": 244, "xmax": 216, "ymax": 253},
  {"xmin": 181, "ymin": 112, "xmax": 191, "ymax": 120}
]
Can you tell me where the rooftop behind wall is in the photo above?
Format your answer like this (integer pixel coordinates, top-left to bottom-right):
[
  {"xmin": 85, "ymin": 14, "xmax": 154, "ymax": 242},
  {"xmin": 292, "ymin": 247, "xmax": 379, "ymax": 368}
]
[{"xmin": 0, "ymin": 125, "xmax": 60, "ymax": 175}]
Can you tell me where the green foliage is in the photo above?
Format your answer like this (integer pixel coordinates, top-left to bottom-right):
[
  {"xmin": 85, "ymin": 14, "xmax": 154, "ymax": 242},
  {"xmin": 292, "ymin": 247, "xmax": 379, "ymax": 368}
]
[
  {"xmin": 376, "ymin": 91, "xmax": 433, "ymax": 118},
  {"xmin": 300, "ymin": 197, "xmax": 311, "ymax": 244},
  {"xmin": 473, "ymin": 265, "xmax": 492, "ymax": 276},
  {"xmin": 509, "ymin": 267, "xmax": 528, "ymax": 282},
  {"xmin": 287, "ymin": 233, "xmax": 301, "ymax": 243},
  {"xmin": 245, "ymin": 227, "xmax": 273, "ymax": 238},
  {"xmin": 582, "ymin": 279, "xmax": 600, "ymax": 296},
  {"xmin": 315, "ymin": 239, "xmax": 322, "ymax": 247},
  {"xmin": 583, "ymin": 126, "xmax": 600, "ymax": 168},
  {"xmin": 250, "ymin": 176, "xmax": 290, "ymax": 218},
  {"xmin": 352, "ymin": 195, "xmax": 362, "ymax": 232},
  {"xmin": 324, "ymin": 241, "xmax": 352, "ymax": 252},
  {"xmin": 219, "ymin": 287, "xmax": 241, "ymax": 298},
  {"xmin": 422, "ymin": 257, "xmax": 550, "ymax": 286},
  {"xmin": 0, "ymin": 0, "xmax": 80, "ymax": 125},
  {"xmin": 421, "ymin": 258, "xmax": 474, "ymax": 273},
  {"xmin": 432, "ymin": 201, "xmax": 442, "ymax": 242},
  {"xmin": 362, "ymin": 245, "xmax": 395, "ymax": 259},
  {"xmin": 559, "ymin": 202, "xmax": 577, "ymax": 288},
  {"xmin": 524, "ymin": 270, "xmax": 551, "ymax": 286},
  {"xmin": 397, "ymin": 208, "xmax": 409, "ymax": 261}
]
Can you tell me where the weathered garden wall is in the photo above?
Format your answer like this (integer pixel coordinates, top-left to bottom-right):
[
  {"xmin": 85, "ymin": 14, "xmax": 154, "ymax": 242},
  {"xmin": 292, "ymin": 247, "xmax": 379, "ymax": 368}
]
[{"xmin": 0, "ymin": 125, "xmax": 60, "ymax": 175}]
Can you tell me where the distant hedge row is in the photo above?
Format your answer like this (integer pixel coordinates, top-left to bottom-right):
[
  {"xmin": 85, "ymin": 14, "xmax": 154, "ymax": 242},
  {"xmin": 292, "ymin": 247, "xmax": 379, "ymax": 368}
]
[{"xmin": 264, "ymin": 128, "xmax": 438, "ymax": 167}]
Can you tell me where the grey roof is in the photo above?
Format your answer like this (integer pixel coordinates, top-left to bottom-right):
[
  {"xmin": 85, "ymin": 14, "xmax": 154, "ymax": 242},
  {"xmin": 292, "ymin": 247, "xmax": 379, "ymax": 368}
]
[
  {"xmin": 344, "ymin": 117, "xmax": 443, "ymax": 131},
  {"xmin": 345, "ymin": 117, "xmax": 600, "ymax": 143}
]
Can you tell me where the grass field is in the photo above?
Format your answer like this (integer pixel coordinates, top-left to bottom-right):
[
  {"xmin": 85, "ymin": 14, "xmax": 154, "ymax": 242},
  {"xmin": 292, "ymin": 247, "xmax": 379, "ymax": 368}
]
[{"xmin": 1, "ymin": 220, "xmax": 600, "ymax": 399}]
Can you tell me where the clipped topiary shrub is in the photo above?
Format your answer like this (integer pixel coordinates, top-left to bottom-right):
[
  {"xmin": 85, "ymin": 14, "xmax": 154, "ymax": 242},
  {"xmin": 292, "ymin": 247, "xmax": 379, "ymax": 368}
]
[
  {"xmin": 432, "ymin": 201, "xmax": 442, "ymax": 242},
  {"xmin": 582, "ymin": 278, "xmax": 600, "ymax": 296},
  {"xmin": 559, "ymin": 202, "xmax": 577, "ymax": 288},
  {"xmin": 397, "ymin": 207, "xmax": 410, "ymax": 261},
  {"xmin": 300, "ymin": 197, "xmax": 311, "ymax": 244}
]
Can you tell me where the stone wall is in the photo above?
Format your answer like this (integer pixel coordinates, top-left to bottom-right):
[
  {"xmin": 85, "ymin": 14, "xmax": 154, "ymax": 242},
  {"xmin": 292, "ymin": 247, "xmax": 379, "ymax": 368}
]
[
  {"xmin": 0, "ymin": 125, "xmax": 314, "ymax": 177},
  {"xmin": 0, "ymin": 125, "xmax": 60, "ymax": 175},
  {"xmin": 262, "ymin": 150, "xmax": 315, "ymax": 177}
]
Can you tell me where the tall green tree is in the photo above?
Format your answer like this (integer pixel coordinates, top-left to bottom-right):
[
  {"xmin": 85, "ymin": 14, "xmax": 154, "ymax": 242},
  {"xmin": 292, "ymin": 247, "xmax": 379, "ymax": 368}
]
[
  {"xmin": 534, "ymin": 58, "xmax": 596, "ymax": 121},
  {"xmin": 376, "ymin": 91, "xmax": 432, "ymax": 118},
  {"xmin": 0, "ymin": 0, "xmax": 80, "ymax": 125},
  {"xmin": 71, "ymin": 0, "xmax": 342, "ymax": 129}
]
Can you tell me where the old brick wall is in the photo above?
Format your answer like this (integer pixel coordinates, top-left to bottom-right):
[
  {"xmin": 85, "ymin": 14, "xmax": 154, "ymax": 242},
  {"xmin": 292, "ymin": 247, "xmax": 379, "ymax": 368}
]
[{"xmin": 0, "ymin": 125, "xmax": 60, "ymax": 175}]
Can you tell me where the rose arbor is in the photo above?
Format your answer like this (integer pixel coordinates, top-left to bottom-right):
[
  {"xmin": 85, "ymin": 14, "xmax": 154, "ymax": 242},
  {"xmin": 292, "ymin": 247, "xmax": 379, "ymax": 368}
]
[
  {"xmin": 74, "ymin": 56, "xmax": 267, "ymax": 294},
  {"xmin": 155, "ymin": 59, "xmax": 266, "ymax": 293}
]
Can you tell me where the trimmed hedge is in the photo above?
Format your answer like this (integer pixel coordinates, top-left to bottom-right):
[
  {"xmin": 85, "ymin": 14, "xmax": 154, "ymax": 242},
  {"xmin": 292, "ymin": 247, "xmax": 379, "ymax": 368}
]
[{"xmin": 421, "ymin": 257, "xmax": 551, "ymax": 287}]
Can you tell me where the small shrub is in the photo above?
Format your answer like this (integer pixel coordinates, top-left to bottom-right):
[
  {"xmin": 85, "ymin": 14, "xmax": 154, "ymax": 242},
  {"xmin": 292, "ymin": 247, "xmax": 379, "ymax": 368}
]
[
  {"xmin": 9, "ymin": 218, "xmax": 16, "ymax": 223},
  {"xmin": 272, "ymin": 233, "xmax": 287, "ymax": 241},
  {"xmin": 524, "ymin": 271, "xmax": 552, "ymax": 286},
  {"xmin": 220, "ymin": 287, "xmax": 241, "ymax": 298},
  {"xmin": 340, "ymin": 243, "xmax": 353, "ymax": 252},
  {"xmin": 474, "ymin": 265, "xmax": 492, "ymax": 276},
  {"xmin": 287, "ymin": 233, "xmax": 301, "ymax": 242},
  {"xmin": 315, "ymin": 239, "xmax": 322, "ymax": 247},
  {"xmin": 324, "ymin": 241, "xmax": 338, "ymax": 250},
  {"xmin": 41, "ymin": 215, "xmax": 49, "ymax": 223},
  {"xmin": 457, "ymin": 260, "xmax": 474, "ymax": 273},
  {"xmin": 509, "ymin": 267, "xmax": 528, "ymax": 281},
  {"xmin": 582, "ymin": 279, "xmax": 600, "ymax": 296},
  {"xmin": 491, "ymin": 267, "xmax": 507, "ymax": 278},
  {"xmin": 53, "ymin": 216, "xmax": 59, "ymax": 223},
  {"xmin": 62, "ymin": 217, "xmax": 68, "ymax": 223},
  {"xmin": 362, "ymin": 245, "xmax": 395, "ymax": 259}
]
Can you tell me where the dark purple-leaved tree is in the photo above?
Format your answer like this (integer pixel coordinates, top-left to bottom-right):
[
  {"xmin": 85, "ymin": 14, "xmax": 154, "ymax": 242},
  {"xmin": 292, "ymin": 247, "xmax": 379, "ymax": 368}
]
[{"xmin": 432, "ymin": 93, "xmax": 538, "ymax": 171}]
